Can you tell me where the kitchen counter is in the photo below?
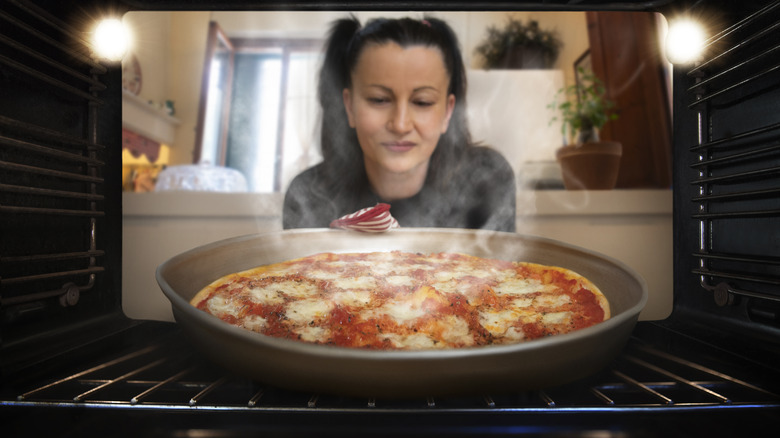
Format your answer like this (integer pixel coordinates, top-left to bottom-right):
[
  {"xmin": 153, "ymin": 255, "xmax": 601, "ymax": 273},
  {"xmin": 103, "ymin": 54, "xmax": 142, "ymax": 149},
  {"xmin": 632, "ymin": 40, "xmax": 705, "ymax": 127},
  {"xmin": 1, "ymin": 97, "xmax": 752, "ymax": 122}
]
[
  {"xmin": 123, "ymin": 190, "xmax": 672, "ymax": 321},
  {"xmin": 515, "ymin": 190, "xmax": 673, "ymax": 322},
  {"xmin": 123, "ymin": 190, "xmax": 670, "ymax": 217}
]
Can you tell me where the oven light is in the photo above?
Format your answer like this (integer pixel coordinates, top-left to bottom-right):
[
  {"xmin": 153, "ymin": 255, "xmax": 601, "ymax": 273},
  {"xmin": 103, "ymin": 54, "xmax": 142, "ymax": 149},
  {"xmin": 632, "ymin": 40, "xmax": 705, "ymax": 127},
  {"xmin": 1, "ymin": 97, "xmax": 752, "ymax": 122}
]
[
  {"xmin": 92, "ymin": 18, "xmax": 131, "ymax": 61},
  {"xmin": 665, "ymin": 19, "xmax": 706, "ymax": 64}
]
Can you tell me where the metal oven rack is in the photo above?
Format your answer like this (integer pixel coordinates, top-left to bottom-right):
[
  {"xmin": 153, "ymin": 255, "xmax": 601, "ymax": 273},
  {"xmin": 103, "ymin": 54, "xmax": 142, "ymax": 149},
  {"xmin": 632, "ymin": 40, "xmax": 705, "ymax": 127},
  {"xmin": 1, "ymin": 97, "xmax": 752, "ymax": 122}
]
[
  {"xmin": 3, "ymin": 322, "xmax": 779, "ymax": 435},
  {"xmin": 687, "ymin": 1, "xmax": 780, "ymax": 308},
  {"xmin": 0, "ymin": 0, "xmax": 108, "ymax": 315},
  {"xmin": 10, "ymin": 330, "xmax": 777, "ymax": 410}
]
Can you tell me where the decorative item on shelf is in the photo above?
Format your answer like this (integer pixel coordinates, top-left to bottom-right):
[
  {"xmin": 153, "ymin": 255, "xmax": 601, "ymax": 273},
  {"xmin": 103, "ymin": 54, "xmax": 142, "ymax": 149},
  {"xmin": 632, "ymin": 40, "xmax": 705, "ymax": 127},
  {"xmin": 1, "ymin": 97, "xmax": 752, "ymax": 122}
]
[
  {"xmin": 475, "ymin": 17, "xmax": 562, "ymax": 69},
  {"xmin": 154, "ymin": 164, "xmax": 248, "ymax": 193},
  {"xmin": 549, "ymin": 61, "xmax": 621, "ymax": 190},
  {"xmin": 122, "ymin": 164, "xmax": 165, "ymax": 192},
  {"xmin": 122, "ymin": 128, "xmax": 160, "ymax": 162},
  {"xmin": 164, "ymin": 100, "xmax": 175, "ymax": 116},
  {"xmin": 121, "ymin": 53, "xmax": 142, "ymax": 95}
]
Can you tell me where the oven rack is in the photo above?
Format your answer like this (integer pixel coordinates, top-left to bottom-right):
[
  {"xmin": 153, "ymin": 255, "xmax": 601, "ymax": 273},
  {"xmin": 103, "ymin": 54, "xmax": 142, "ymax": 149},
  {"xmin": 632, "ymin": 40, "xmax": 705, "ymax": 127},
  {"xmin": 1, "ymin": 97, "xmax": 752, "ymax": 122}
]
[
  {"xmin": 687, "ymin": 0, "xmax": 780, "ymax": 308},
  {"xmin": 0, "ymin": 0, "xmax": 108, "ymax": 313},
  {"xmin": 5, "ymin": 326, "xmax": 779, "ymax": 415}
]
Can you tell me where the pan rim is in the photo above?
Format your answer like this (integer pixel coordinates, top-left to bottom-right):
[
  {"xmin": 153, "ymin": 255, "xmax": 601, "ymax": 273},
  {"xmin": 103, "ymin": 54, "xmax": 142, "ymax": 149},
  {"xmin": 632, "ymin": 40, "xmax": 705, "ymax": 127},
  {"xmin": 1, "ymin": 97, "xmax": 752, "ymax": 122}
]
[{"xmin": 157, "ymin": 227, "xmax": 648, "ymax": 360}]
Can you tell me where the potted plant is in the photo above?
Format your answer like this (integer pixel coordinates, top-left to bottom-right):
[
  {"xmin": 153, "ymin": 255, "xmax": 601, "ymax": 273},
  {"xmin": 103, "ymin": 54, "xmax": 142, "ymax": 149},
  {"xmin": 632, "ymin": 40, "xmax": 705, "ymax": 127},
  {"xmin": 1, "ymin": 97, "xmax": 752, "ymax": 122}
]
[
  {"xmin": 475, "ymin": 17, "xmax": 562, "ymax": 69},
  {"xmin": 549, "ymin": 67, "xmax": 622, "ymax": 190}
]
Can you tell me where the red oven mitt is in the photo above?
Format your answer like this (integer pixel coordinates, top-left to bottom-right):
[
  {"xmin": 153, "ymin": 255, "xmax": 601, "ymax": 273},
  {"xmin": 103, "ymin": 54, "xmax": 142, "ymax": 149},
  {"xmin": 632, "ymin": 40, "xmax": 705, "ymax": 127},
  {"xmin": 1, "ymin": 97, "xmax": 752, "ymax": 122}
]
[{"xmin": 329, "ymin": 203, "xmax": 400, "ymax": 233}]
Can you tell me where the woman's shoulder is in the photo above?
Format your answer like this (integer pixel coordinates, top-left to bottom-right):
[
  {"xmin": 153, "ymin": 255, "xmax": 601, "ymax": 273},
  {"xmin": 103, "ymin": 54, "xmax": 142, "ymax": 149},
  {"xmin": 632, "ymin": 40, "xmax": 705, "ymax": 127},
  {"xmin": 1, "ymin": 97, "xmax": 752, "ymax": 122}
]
[
  {"xmin": 287, "ymin": 163, "xmax": 325, "ymax": 186},
  {"xmin": 465, "ymin": 144, "xmax": 507, "ymax": 160},
  {"xmin": 462, "ymin": 145, "xmax": 514, "ymax": 173},
  {"xmin": 284, "ymin": 164, "xmax": 327, "ymax": 208},
  {"xmin": 283, "ymin": 163, "xmax": 334, "ymax": 229}
]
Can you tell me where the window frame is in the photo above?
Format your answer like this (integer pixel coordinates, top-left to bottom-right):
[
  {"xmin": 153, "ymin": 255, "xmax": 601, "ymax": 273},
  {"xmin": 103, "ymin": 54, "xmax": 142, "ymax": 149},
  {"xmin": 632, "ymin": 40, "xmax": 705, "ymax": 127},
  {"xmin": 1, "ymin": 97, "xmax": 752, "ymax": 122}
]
[
  {"xmin": 193, "ymin": 31, "xmax": 322, "ymax": 191},
  {"xmin": 229, "ymin": 37, "xmax": 322, "ymax": 191},
  {"xmin": 193, "ymin": 21, "xmax": 235, "ymax": 166}
]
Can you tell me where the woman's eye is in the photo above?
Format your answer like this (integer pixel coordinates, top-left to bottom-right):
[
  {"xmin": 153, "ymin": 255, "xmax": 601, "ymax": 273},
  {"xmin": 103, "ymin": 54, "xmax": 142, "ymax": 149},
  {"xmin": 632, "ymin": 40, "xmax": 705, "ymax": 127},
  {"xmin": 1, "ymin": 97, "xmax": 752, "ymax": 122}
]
[
  {"xmin": 414, "ymin": 100, "xmax": 434, "ymax": 107},
  {"xmin": 367, "ymin": 97, "xmax": 389, "ymax": 104}
]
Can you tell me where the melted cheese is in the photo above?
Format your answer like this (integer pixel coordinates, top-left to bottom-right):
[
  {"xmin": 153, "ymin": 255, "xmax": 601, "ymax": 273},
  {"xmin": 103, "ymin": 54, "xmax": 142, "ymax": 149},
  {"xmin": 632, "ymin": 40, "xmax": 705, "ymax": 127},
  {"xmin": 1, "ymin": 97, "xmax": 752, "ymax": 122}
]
[
  {"xmin": 495, "ymin": 278, "xmax": 550, "ymax": 296},
  {"xmin": 286, "ymin": 299, "xmax": 333, "ymax": 325},
  {"xmin": 429, "ymin": 279, "xmax": 457, "ymax": 294},
  {"xmin": 247, "ymin": 286, "xmax": 286, "ymax": 305},
  {"xmin": 306, "ymin": 270, "xmax": 342, "ymax": 280},
  {"xmin": 433, "ymin": 271, "xmax": 457, "ymax": 282},
  {"xmin": 241, "ymin": 315, "xmax": 267, "ymax": 332},
  {"xmin": 382, "ymin": 333, "xmax": 437, "ymax": 349},
  {"xmin": 330, "ymin": 276, "xmax": 377, "ymax": 291},
  {"xmin": 385, "ymin": 275, "xmax": 415, "ymax": 287},
  {"xmin": 206, "ymin": 294, "xmax": 242, "ymax": 318},
  {"xmin": 359, "ymin": 260, "xmax": 401, "ymax": 276},
  {"xmin": 439, "ymin": 315, "xmax": 474, "ymax": 346},
  {"xmin": 542, "ymin": 311, "xmax": 572, "ymax": 325},
  {"xmin": 380, "ymin": 300, "xmax": 428, "ymax": 322},
  {"xmin": 331, "ymin": 290, "xmax": 373, "ymax": 307},
  {"xmin": 513, "ymin": 297, "xmax": 534, "ymax": 308},
  {"xmin": 479, "ymin": 309, "xmax": 521, "ymax": 336},
  {"xmin": 503, "ymin": 326, "xmax": 526, "ymax": 343},
  {"xmin": 410, "ymin": 286, "xmax": 445, "ymax": 306},
  {"xmin": 535, "ymin": 293, "xmax": 571, "ymax": 308},
  {"xmin": 256, "ymin": 280, "xmax": 319, "ymax": 301},
  {"xmin": 295, "ymin": 325, "xmax": 330, "ymax": 343}
]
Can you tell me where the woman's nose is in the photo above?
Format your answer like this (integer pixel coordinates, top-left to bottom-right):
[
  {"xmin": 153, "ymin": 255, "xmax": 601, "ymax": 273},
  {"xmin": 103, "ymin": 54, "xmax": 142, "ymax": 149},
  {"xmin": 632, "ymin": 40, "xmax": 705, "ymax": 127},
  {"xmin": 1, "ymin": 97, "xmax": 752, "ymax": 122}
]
[{"xmin": 387, "ymin": 104, "xmax": 412, "ymax": 133}]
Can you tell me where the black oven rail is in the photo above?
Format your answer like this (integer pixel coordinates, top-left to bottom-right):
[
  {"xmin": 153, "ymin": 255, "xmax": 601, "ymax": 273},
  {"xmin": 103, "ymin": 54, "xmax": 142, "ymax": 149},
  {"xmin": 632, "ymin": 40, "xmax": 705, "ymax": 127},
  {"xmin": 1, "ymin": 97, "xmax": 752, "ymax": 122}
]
[{"xmin": 2, "ymin": 321, "xmax": 779, "ymax": 436}]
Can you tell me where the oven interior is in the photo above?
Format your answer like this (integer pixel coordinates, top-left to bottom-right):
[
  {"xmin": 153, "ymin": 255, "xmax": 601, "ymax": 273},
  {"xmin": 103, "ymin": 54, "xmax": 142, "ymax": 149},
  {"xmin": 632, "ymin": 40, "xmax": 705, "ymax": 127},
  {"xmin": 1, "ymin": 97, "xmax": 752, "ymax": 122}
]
[{"xmin": 2, "ymin": 0, "xmax": 779, "ymax": 435}]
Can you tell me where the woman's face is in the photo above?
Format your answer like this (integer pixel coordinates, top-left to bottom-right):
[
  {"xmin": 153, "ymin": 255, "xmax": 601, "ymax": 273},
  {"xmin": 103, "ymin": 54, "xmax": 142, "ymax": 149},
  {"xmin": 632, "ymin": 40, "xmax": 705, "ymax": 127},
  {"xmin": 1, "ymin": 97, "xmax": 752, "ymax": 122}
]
[{"xmin": 343, "ymin": 42, "xmax": 455, "ymax": 180}]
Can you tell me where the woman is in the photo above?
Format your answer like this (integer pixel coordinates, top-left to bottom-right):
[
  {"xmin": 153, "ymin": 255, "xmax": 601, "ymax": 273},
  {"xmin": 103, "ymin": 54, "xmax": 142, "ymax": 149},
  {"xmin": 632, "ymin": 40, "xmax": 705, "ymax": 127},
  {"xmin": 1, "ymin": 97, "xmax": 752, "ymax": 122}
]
[{"xmin": 283, "ymin": 16, "xmax": 516, "ymax": 231}]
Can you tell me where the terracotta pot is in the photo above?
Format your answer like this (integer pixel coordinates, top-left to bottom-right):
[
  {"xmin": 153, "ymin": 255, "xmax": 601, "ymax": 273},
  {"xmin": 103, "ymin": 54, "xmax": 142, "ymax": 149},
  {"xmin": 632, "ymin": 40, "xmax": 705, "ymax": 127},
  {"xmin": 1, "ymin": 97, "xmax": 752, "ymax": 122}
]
[
  {"xmin": 556, "ymin": 141, "xmax": 622, "ymax": 190},
  {"xmin": 498, "ymin": 46, "xmax": 554, "ymax": 69}
]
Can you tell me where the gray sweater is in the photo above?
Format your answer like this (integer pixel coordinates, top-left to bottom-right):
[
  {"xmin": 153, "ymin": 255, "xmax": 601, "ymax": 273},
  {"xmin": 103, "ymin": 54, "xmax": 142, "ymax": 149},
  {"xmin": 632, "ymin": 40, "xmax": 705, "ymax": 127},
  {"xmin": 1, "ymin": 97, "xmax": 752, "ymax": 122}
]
[{"xmin": 282, "ymin": 146, "xmax": 516, "ymax": 232}]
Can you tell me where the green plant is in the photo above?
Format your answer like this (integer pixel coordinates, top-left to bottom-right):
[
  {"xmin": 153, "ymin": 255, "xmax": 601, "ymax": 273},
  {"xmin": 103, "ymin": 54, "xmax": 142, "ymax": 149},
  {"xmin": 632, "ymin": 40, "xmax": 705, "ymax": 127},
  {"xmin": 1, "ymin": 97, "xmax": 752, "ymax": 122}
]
[
  {"xmin": 475, "ymin": 17, "xmax": 562, "ymax": 68},
  {"xmin": 549, "ymin": 67, "xmax": 618, "ymax": 145}
]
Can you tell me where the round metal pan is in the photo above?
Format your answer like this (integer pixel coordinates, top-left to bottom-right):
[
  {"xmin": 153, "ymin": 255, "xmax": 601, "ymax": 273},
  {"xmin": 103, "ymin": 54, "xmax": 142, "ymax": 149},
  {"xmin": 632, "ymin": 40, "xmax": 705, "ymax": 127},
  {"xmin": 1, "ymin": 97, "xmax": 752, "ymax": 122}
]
[{"xmin": 157, "ymin": 228, "xmax": 647, "ymax": 398}]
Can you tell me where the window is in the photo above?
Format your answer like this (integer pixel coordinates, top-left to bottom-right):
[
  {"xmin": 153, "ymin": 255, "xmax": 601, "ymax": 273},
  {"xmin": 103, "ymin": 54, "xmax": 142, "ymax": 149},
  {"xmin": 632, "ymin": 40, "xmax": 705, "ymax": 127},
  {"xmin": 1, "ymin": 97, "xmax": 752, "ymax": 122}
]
[{"xmin": 195, "ymin": 23, "xmax": 323, "ymax": 192}]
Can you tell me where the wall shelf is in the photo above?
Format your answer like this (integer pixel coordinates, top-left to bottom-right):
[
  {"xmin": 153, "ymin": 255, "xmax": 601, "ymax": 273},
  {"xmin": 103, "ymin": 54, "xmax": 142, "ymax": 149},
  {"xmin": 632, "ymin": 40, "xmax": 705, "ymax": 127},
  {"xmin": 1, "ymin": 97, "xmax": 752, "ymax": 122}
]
[{"xmin": 122, "ymin": 90, "xmax": 181, "ymax": 145}]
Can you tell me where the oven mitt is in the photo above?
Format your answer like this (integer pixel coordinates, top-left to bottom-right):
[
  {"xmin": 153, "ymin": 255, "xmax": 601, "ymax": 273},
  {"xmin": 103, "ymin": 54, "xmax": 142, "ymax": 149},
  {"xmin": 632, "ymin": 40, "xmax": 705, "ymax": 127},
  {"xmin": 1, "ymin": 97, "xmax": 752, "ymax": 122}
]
[{"xmin": 329, "ymin": 203, "xmax": 400, "ymax": 232}]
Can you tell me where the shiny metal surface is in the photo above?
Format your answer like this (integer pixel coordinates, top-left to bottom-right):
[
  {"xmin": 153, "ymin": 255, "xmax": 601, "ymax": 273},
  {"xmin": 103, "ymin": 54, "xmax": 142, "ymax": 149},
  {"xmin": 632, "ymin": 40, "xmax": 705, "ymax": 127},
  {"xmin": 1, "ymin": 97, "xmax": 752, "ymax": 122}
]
[{"xmin": 157, "ymin": 228, "xmax": 647, "ymax": 397}]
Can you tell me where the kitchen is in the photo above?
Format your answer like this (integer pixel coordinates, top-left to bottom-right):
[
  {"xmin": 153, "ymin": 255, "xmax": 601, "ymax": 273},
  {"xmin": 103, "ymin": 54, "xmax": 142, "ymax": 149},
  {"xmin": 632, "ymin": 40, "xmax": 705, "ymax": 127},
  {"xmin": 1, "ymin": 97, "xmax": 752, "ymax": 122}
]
[{"xmin": 121, "ymin": 10, "xmax": 673, "ymax": 323}]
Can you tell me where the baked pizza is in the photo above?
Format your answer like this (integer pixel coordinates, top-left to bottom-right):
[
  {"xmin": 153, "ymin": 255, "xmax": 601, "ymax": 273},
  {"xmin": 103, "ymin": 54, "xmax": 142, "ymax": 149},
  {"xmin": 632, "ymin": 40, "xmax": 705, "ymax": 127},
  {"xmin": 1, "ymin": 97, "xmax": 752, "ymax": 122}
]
[{"xmin": 191, "ymin": 251, "xmax": 610, "ymax": 350}]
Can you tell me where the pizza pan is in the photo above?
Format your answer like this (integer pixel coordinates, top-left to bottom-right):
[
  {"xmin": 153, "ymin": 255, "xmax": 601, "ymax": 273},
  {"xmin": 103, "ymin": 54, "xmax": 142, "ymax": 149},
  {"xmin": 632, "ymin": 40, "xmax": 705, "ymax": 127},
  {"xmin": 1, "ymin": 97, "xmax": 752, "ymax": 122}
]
[{"xmin": 157, "ymin": 228, "xmax": 647, "ymax": 398}]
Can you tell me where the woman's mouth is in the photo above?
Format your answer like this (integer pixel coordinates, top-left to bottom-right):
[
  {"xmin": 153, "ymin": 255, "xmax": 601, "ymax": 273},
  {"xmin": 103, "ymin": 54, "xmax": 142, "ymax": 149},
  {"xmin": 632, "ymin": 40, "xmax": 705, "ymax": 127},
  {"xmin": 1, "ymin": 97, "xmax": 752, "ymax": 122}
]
[{"xmin": 383, "ymin": 141, "xmax": 416, "ymax": 152}]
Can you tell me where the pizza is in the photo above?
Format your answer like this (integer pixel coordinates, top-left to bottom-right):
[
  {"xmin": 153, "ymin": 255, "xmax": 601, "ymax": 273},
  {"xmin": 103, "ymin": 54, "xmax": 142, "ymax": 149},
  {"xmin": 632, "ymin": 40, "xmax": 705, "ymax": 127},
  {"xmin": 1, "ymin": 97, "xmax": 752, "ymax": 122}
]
[{"xmin": 191, "ymin": 251, "xmax": 610, "ymax": 350}]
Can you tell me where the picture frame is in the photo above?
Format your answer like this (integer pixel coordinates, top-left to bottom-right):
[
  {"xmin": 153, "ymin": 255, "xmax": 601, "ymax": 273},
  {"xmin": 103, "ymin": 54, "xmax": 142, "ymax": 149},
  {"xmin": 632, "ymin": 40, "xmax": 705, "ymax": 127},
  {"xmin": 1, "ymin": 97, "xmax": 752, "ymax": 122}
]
[{"xmin": 573, "ymin": 49, "xmax": 592, "ymax": 103}]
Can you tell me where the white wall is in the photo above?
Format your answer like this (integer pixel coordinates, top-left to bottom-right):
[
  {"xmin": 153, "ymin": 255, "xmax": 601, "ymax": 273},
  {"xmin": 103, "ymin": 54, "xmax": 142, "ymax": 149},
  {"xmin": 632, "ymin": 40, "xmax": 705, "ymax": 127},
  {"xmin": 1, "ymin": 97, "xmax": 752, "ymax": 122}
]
[
  {"xmin": 212, "ymin": 11, "xmax": 588, "ymax": 72},
  {"xmin": 122, "ymin": 12, "xmax": 170, "ymax": 104},
  {"xmin": 167, "ymin": 12, "xmax": 211, "ymax": 165},
  {"xmin": 467, "ymin": 69, "xmax": 565, "ymax": 170}
]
